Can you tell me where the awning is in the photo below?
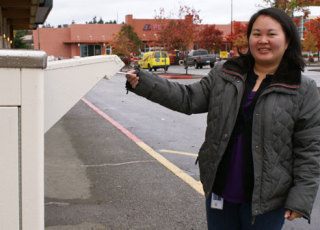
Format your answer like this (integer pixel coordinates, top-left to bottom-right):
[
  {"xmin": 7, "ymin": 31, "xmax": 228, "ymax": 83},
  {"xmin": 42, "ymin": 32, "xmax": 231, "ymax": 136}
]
[{"xmin": 0, "ymin": 0, "xmax": 53, "ymax": 29}]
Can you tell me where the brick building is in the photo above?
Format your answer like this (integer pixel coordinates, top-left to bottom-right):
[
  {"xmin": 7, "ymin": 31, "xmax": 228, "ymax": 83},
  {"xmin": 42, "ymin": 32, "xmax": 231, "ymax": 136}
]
[
  {"xmin": 33, "ymin": 14, "xmax": 238, "ymax": 59},
  {"xmin": 33, "ymin": 24, "xmax": 122, "ymax": 59}
]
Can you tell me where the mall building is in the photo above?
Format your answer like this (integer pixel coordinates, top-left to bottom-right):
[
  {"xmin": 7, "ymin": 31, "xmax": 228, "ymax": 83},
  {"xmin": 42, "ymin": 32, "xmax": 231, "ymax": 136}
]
[
  {"xmin": 32, "ymin": 11, "xmax": 320, "ymax": 60},
  {"xmin": 32, "ymin": 14, "xmax": 234, "ymax": 59}
]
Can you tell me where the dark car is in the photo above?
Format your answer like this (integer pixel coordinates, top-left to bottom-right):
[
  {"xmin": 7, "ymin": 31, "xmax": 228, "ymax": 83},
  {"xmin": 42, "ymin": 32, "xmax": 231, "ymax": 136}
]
[{"xmin": 184, "ymin": 49, "xmax": 216, "ymax": 69}]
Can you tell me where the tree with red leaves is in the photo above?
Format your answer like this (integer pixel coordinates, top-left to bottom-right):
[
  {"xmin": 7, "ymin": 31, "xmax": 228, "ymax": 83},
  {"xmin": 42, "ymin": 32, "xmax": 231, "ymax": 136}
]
[
  {"xmin": 303, "ymin": 31, "xmax": 317, "ymax": 53},
  {"xmin": 226, "ymin": 22, "xmax": 248, "ymax": 52},
  {"xmin": 262, "ymin": 0, "xmax": 311, "ymax": 17},
  {"xmin": 155, "ymin": 5, "xmax": 202, "ymax": 51},
  {"xmin": 304, "ymin": 17, "xmax": 320, "ymax": 58},
  {"xmin": 196, "ymin": 25, "xmax": 223, "ymax": 53}
]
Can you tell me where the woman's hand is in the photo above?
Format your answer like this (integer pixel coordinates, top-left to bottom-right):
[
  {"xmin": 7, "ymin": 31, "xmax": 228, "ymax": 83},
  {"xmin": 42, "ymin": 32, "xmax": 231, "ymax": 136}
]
[
  {"xmin": 126, "ymin": 70, "xmax": 139, "ymax": 89},
  {"xmin": 284, "ymin": 210, "xmax": 303, "ymax": 221}
]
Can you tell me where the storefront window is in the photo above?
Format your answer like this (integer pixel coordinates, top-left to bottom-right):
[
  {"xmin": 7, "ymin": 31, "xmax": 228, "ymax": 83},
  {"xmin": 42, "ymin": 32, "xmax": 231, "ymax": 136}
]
[
  {"xmin": 80, "ymin": 44, "xmax": 88, "ymax": 57},
  {"xmin": 95, "ymin": 45, "xmax": 101, "ymax": 55},
  {"xmin": 143, "ymin": 43, "xmax": 150, "ymax": 52},
  {"xmin": 106, "ymin": 45, "xmax": 112, "ymax": 55},
  {"xmin": 80, "ymin": 44, "xmax": 102, "ymax": 57},
  {"xmin": 88, "ymin": 45, "xmax": 94, "ymax": 56}
]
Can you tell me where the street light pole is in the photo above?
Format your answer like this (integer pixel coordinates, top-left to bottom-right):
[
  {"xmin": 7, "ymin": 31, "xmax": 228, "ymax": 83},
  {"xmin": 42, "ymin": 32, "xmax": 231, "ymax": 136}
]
[{"xmin": 231, "ymin": 0, "xmax": 233, "ymax": 36}]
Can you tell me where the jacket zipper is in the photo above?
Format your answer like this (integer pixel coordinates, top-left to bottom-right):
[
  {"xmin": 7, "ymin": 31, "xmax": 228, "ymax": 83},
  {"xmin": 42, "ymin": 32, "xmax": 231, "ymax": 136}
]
[
  {"xmin": 250, "ymin": 82, "xmax": 299, "ymax": 223},
  {"xmin": 251, "ymin": 216, "xmax": 256, "ymax": 225},
  {"xmin": 195, "ymin": 69, "xmax": 244, "ymax": 167},
  {"xmin": 197, "ymin": 68, "xmax": 247, "ymax": 197},
  {"xmin": 222, "ymin": 69, "xmax": 300, "ymax": 223}
]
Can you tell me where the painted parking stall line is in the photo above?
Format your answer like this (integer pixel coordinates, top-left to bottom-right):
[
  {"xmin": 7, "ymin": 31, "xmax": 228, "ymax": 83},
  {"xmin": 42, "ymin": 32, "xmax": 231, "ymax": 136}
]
[
  {"xmin": 81, "ymin": 98, "xmax": 204, "ymax": 196},
  {"xmin": 159, "ymin": 149, "xmax": 197, "ymax": 157}
]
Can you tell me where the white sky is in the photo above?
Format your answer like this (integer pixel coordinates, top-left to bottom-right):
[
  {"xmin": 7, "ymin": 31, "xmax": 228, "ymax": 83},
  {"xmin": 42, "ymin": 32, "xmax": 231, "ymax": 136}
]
[{"xmin": 45, "ymin": 0, "xmax": 320, "ymax": 26}]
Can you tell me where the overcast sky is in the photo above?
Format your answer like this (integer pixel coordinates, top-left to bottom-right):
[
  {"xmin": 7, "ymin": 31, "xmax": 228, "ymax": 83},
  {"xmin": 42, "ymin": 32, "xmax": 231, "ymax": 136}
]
[{"xmin": 45, "ymin": 0, "xmax": 320, "ymax": 26}]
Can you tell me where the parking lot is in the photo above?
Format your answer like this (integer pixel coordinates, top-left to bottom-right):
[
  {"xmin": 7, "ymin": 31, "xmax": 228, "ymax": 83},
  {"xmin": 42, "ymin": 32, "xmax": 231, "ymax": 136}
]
[{"xmin": 45, "ymin": 64, "xmax": 320, "ymax": 229}]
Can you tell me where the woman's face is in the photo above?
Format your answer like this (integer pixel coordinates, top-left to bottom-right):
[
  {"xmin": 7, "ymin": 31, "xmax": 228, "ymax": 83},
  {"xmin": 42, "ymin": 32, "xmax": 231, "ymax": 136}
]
[{"xmin": 249, "ymin": 15, "xmax": 288, "ymax": 67}]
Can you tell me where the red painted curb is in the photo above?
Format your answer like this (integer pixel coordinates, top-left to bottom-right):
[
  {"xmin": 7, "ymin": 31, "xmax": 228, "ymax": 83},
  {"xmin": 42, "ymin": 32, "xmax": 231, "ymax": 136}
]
[
  {"xmin": 160, "ymin": 74, "xmax": 193, "ymax": 79},
  {"xmin": 81, "ymin": 98, "xmax": 142, "ymax": 143}
]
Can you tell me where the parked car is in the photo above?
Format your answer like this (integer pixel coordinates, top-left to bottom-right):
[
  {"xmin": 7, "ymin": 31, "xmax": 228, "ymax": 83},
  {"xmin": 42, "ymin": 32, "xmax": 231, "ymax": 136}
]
[
  {"xmin": 138, "ymin": 51, "xmax": 170, "ymax": 71},
  {"xmin": 184, "ymin": 49, "xmax": 216, "ymax": 69}
]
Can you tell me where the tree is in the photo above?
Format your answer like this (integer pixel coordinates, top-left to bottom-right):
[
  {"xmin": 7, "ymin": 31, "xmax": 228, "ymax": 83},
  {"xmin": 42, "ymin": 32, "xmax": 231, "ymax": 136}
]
[
  {"xmin": 42, "ymin": 23, "xmax": 53, "ymax": 28},
  {"xmin": 105, "ymin": 20, "xmax": 117, "ymax": 24},
  {"xmin": 261, "ymin": 0, "xmax": 310, "ymax": 17},
  {"xmin": 233, "ymin": 34, "xmax": 248, "ymax": 52},
  {"xmin": 91, "ymin": 16, "xmax": 97, "ymax": 24},
  {"xmin": 197, "ymin": 25, "xmax": 223, "ymax": 52},
  {"xmin": 13, "ymin": 30, "xmax": 29, "ymax": 49},
  {"xmin": 111, "ymin": 25, "xmax": 142, "ymax": 58},
  {"xmin": 226, "ymin": 22, "xmax": 248, "ymax": 51},
  {"xmin": 304, "ymin": 17, "xmax": 320, "ymax": 57},
  {"xmin": 86, "ymin": 16, "xmax": 98, "ymax": 24},
  {"xmin": 85, "ymin": 16, "xmax": 116, "ymax": 24},
  {"xmin": 303, "ymin": 31, "xmax": 317, "ymax": 53},
  {"xmin": 98, "ymin": 17, "xmax": 104, "ymax": 24},
  {"xmin": 155, "ymin": 5, "xmax": 202, "ymax": 51}
]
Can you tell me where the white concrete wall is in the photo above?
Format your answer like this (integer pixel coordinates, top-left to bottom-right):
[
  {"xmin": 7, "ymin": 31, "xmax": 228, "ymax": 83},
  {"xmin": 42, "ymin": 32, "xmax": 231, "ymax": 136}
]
[
  {"xmin": 0, "ymin": 51, "xmax": 124, "ymax": 229},
  {"xmin": 0, "ymin": 7, "xmax": 3, "ymax": 49},
  {"xmin": 44, "ymin": 55, "xmax": 124, "ymax": 132}
]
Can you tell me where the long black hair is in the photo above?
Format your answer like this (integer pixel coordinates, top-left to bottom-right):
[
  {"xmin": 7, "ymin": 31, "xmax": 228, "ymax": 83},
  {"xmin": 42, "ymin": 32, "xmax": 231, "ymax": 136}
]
[{"xmin": 246, "ymin": 7, "xmax": 305, "ymax": 71}]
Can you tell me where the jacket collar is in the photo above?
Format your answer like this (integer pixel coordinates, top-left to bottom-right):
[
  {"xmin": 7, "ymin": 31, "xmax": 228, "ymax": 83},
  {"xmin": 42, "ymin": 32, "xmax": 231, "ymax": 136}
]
[{"xmin": 222, "ymin": 55, "xmax": 301, "ymax": 88}]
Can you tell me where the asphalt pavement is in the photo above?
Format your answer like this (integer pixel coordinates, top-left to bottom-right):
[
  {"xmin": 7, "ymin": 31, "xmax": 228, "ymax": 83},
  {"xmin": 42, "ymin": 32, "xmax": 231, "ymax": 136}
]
[
  {"xmin": 45, "ymin": 64, "xmax": 320, "ymax": 229},
  {"xmin": 45, "ymin": 99, "xmax": 207, "ymax": 229}
]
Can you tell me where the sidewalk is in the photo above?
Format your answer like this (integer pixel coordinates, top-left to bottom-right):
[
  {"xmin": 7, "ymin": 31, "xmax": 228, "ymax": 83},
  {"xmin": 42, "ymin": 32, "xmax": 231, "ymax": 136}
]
[{"xmin": 45, "ymin": 100, "xmax": 206, "ymax": 229}]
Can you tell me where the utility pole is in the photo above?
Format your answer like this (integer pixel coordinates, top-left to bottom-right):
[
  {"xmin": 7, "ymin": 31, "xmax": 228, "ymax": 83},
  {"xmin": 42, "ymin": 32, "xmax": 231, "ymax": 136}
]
[
  {"xmin": 230, "ymin": 0, "xmax": 233, "ymax": 52},
  {"xmin": 231, "ymin": 0, "xmax": 233, "ymax": 36}
]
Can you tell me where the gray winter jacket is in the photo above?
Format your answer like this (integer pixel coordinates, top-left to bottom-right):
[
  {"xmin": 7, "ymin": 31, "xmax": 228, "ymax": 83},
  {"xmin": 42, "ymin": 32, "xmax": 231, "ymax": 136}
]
[{"xmin": 129, "ymin": 59, "xmax": 320, "ymax": 221}]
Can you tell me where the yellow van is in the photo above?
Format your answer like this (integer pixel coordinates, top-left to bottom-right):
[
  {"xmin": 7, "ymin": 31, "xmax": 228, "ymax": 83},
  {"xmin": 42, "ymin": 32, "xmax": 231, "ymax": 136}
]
[{"xmin": 138, "ymin": 51, "xmax": 170, "ymax": 71}]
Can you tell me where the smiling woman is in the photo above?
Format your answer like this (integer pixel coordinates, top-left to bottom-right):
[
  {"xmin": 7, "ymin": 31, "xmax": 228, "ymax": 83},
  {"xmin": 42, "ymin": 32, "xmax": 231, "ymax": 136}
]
[
  {"xmin": 249, "ymin": 16, "xmax": 288, "ymax": 70},
  {"xmin": 125, "ymin": 7, "xmax": 320, "ymax": 230}
]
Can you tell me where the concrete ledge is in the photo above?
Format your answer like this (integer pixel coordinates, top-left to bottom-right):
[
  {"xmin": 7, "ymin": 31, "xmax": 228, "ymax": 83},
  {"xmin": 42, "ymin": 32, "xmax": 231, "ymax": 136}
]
[{"xmin": 0, "ymin": 49, "xmax": 47, "ymax": 69}]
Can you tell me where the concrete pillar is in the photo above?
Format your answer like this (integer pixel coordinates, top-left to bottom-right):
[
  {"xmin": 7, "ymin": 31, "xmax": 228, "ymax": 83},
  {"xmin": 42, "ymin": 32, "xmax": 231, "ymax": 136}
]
[{"xmin": 0, "ymin": 50, "xmax": 124, "ymax": 229}]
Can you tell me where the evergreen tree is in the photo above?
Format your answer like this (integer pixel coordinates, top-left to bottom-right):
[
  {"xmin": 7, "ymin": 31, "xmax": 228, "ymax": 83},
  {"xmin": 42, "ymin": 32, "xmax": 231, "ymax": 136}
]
[
  {"xmin": 13, "ymin": 30, "xmax": 29, "ymax": 49},
  {"xmin": 98, "ymin": 17, "xmax": 104, "ymax": 24}
]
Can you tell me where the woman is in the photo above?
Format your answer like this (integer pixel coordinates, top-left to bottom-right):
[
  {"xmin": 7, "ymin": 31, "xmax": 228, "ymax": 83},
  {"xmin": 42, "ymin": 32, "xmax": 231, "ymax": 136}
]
[{"xmin": 126, "ymin": 8, "xmax": 320, "ymax": 229}]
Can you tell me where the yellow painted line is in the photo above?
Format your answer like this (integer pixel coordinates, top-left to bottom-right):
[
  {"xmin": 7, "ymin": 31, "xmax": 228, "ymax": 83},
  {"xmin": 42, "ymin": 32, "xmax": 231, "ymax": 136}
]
[
  {"xmin": 159, "ymin": 149, "xmax": 197, "ymax": 157},
  {"xmin": 137, "ymin": 142, "xmax": 204, "ymax": 196},
  {"xmin": 83, "ymin": 98, "xmax": 204, "ymax": 196}
]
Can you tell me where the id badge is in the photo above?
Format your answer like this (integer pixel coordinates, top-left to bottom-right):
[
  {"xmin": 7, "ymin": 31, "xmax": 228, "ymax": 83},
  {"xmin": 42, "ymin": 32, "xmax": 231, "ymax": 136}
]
[{"xmin": 210, "ymin": 193, "xmax": 224, "ymax": 210}]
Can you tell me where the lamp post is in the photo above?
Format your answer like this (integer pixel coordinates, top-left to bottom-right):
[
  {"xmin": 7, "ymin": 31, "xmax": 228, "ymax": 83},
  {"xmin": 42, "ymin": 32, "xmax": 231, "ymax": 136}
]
[
  {"xmin": 102, "ymin": 35, "xmax": 106, "ymax": 55},
  {"xmin": 77, "ymin": 35, "xmax": 80, "ymax": 47},
  {"xmin": 231, "ymin": 0, "xmax": 233, "ymax": 36},
  {"xmin": 77, "ymin": 35, "xmax": 80, "ymax": 57},
  {"xmin": 230, "ymin": 0, "xmax": 233, "ymax": 52},
  {"xmin": 142, "ymin": 34, "xmax": 146, "ymax": 52},
  {"xmin": 153, "ymin": 33, "xmax": 158, "ymax": 51}
]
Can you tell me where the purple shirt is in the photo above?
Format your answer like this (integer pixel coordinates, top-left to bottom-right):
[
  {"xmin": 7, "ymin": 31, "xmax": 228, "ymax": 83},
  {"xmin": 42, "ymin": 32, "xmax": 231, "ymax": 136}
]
[{"xmin": 222, "ymin": 91, "xmax": 256, "ymax": 203}]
